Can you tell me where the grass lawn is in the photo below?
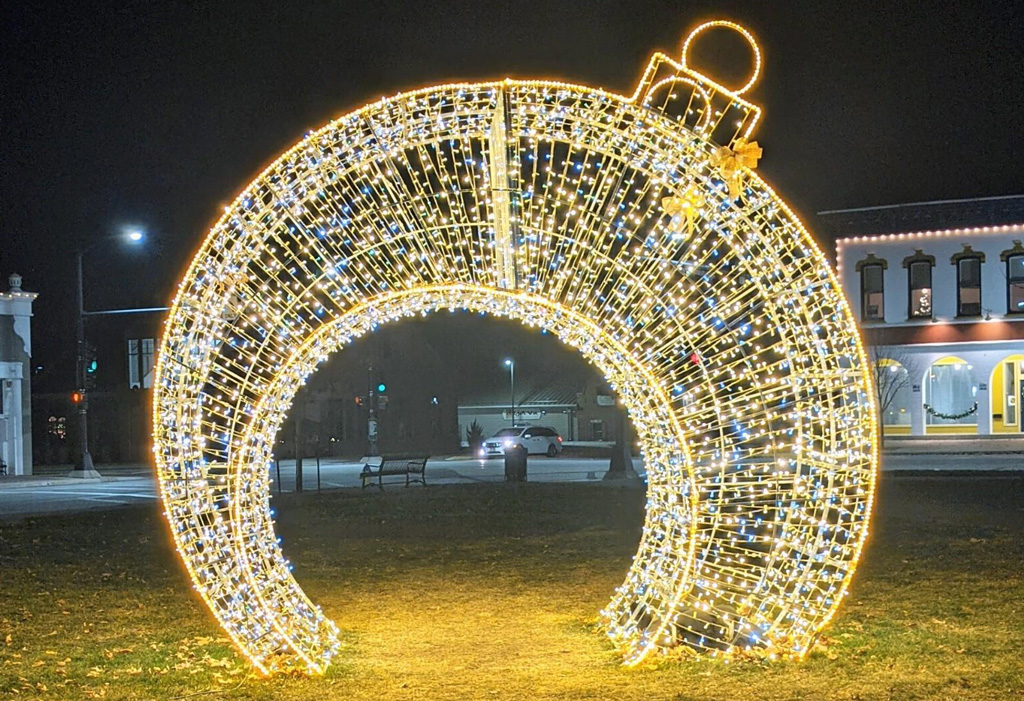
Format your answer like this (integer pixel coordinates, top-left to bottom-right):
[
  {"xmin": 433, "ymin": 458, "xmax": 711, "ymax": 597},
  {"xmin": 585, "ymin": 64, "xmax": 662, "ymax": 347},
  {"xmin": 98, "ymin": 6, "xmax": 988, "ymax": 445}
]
[{"xmin": 1, "ymin": 474, "xmax": 1022, "ymax": 700}]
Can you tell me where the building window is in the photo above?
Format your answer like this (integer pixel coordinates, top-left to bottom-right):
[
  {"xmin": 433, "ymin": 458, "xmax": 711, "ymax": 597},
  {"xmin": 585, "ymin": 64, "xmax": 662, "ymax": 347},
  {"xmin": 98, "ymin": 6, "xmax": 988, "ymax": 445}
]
[
  {"xmin": 907, "ymin": 260, "xmax": 932, "ymax": 318},
  {"xmin": 902, "ymin": 249, "xmax": 935, "ymax": 319},
  {"xmin": 860, "ymin": 264, "xmax": 884, "ymax": 321},
  {"xmin": 908, "ymin": 261, "xmax": 933, "ymax": 318},
  {"xmin": 1008, "ymin": 254, "xmax": 1024, "ymax": 314},
  {"xmin": 127, "ymin": 338, "xmax": 155, "ymax": 389},
  {"xmin": 47, "ymin": 415, "xmax": 67, "ymax": 441},
  {"xmin": 590, "ymin": 419, "xmax": 605, "ymax": 441},
  {"xmin": 956, "ymin": 257, "xmax": 982, "ymax": 317},
  {"xmin": 924, "ymin": 357, "xmax": 978, "ymax": 429},
  {"xmin": 855, "ymin": 254, "xmax": 887, "ymax": 322},
  {"xmin": 950, "ymin": 245, "xmax": 985, "ymax": 318}
]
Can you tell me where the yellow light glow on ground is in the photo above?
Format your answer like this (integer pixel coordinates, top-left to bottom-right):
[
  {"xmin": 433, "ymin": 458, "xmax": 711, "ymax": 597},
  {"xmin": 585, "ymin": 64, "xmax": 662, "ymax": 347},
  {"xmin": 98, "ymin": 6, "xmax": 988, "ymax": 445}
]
[{"xmin": 153, "ymin": 21, "xmax": 877, "ymax": 675}]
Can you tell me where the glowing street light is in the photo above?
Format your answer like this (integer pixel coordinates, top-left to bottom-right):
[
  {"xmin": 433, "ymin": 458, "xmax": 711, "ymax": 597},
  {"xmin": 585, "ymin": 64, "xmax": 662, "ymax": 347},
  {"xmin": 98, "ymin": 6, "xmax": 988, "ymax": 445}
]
[{"xmin": 70, "ymin": 228, "xmax": 149, "ymax": 479}]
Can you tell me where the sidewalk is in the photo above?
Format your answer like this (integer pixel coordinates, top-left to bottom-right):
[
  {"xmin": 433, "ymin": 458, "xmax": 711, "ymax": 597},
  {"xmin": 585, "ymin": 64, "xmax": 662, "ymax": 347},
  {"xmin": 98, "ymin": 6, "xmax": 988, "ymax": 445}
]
[
  {"xmin": 883, "ymin": 435, "xmax": 1024, "ymax": 455},
  {"xmin": 0, "ymin": 463, "xmax": 149, "ymax": 490}
]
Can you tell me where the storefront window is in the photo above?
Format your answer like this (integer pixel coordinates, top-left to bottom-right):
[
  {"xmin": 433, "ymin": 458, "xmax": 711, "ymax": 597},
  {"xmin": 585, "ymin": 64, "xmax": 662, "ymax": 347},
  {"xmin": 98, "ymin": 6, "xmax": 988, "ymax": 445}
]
[
  {"xmin": 924, "ymin": 357, "xmax": 978, "ymax": 427},
  {"xmin": 877, "ymin": 360, "xmax": 912, "ymax": 430}
]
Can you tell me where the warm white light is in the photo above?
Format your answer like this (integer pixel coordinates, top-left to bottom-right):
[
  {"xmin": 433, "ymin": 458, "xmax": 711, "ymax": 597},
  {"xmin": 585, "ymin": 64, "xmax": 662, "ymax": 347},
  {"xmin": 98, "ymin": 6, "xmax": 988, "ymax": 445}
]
[
  {"xmin": 153, "ymin": 19, "xmax": 877, "ymax": 676},
  {"xmin": 127, "ymin": 230, "xmax": 143, "ymax": 242}
]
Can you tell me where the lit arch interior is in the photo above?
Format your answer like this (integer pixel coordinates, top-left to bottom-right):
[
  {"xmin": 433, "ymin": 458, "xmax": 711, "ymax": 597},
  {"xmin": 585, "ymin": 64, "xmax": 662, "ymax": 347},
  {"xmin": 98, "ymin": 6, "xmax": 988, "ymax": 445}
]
[{"xmin": 153, "ymin": 21, "xmax": 877, "ymax": 675}]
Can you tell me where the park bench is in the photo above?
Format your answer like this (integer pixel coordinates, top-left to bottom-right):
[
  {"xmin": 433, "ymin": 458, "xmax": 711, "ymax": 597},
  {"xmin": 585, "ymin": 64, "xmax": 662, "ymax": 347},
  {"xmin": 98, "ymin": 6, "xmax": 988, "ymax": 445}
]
[{"xmin": 360, "ymin": 455, "xmax": 429, "ymax": 490}]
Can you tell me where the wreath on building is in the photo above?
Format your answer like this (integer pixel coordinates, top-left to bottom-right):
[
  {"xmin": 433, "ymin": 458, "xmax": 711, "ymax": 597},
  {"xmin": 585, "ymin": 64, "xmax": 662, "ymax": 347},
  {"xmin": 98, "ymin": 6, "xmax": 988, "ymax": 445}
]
[{"xmin": 923, "ymin": 402, "xmax": 979, "ymax": 421}]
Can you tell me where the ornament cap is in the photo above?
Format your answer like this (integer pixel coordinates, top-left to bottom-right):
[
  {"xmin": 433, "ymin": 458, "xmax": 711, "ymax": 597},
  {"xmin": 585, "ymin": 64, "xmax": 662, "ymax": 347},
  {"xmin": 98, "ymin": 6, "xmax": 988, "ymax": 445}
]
[{"xmin": 633, "ymin": 20, "xmax": 763, "ymax": 147}]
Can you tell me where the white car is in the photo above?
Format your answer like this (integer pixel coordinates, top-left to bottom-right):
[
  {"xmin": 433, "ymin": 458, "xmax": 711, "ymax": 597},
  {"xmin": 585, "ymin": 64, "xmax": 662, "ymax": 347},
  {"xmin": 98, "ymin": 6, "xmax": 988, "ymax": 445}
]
[{"xmin": 480, "ymin": 426, "xmax": 563, "ymax": 457}]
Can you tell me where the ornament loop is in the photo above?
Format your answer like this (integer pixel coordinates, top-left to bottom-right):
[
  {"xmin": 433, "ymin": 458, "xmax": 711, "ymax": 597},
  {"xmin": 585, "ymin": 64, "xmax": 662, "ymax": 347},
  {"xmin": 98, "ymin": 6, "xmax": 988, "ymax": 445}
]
[{"xmin": 681, "ymin": 20, "xmax": 761, "ymax": 96}]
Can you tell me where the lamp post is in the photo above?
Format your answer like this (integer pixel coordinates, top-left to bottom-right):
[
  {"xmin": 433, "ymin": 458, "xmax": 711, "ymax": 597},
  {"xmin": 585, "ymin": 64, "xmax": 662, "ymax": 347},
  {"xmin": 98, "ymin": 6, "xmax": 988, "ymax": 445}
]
[
  {"xmin": 70, "ymin": 230, "xmax": 145, "ymax": 478},
  {"xmin": 504, "ymin": 358, "xmax": 515, "ymax": 425}
]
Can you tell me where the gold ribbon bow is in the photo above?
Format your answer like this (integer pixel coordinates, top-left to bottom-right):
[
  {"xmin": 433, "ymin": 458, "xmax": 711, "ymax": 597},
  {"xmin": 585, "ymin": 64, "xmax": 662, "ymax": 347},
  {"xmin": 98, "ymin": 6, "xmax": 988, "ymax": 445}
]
[
  {"xmin": 662, "ymin": 186, "xmax": 705, "ymax": 236},
  {"xmin": 710, "ymin": 137, "xmax": 762, "ymax": 197}
]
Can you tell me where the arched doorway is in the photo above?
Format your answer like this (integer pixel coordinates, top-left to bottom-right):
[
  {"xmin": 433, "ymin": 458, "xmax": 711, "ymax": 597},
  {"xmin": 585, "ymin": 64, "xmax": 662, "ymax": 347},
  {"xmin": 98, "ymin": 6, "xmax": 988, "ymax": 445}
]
[
  {"xmin": 923, "ymin": 356, "xmax": 979, "ymax": 434},
  {"xmin": 990, "ymin": 354, "xmax": 1024, "ymax": 433},
  {"xmin": 152, "ymin": 23, "xmax": 876, "ymax": 674}
]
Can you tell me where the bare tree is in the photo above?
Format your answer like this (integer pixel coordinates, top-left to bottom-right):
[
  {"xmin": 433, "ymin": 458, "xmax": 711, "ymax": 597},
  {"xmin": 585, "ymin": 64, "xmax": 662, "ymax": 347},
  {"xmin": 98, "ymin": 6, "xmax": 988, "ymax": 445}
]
[{"xmin": 869, "ymin": 345, "xmax": 921, "ymax": 424}]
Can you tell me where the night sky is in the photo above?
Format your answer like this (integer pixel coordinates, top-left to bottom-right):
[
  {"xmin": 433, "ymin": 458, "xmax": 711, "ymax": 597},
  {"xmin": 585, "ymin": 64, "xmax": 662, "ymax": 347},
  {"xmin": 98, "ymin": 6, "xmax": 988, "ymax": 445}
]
[{"xmin": 4, "ymin": 0, "xmax": 1024, "ymax": 385}]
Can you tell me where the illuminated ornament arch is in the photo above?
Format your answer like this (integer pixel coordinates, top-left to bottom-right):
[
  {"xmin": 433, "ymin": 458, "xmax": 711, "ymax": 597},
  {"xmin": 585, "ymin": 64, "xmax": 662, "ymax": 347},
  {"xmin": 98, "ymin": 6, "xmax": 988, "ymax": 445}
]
[{"xmin": 154, "ymin": 20, "xmax": 877, "ymax": 675}]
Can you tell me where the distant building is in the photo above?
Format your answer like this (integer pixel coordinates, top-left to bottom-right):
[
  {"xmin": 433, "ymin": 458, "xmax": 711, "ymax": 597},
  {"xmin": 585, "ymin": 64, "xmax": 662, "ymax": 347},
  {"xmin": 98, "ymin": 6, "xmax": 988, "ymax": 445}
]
[
  {"xmin": 1, "ymin": 273, "xmax": 38, "ymax": 475},
  {"xmin": 32, "ymin": 308, "xmax": 162, "ymax": 467},
  {"xmin": 458, "ymin": 381, "xmax": 581, "ymax": 446},
  {"xmin": 458, "ymin": 377, "xmax": 629, "ymax": 446},
  {"xmin": 574, "ymin": 381, "xmax": 626, "ymax": 443},
  {"xmin": 825, "ymin": 197, "xmax": 1024, "ymax": 436}
]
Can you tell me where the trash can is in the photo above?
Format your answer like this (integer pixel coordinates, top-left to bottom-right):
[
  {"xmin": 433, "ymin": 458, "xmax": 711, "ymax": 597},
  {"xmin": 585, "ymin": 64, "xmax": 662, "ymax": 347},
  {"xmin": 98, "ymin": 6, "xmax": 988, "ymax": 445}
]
[{"xmin": 504, "ymin": 443, "xmax": 528, "ymax": 482}]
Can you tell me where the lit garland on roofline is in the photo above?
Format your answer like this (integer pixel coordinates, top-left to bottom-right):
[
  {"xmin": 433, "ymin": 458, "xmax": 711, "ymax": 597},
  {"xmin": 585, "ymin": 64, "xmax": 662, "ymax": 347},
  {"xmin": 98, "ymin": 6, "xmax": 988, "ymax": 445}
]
[{"xmin": 153, "ymin": 20, "xmax": 877, "ymax": 675}]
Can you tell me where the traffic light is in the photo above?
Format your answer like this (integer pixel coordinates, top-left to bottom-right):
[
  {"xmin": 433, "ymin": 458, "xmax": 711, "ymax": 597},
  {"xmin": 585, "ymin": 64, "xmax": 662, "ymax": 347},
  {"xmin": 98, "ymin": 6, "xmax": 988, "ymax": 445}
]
[
  {"xmin": 377, "ymin": 382, "xmax": 387, "ymax": 393},
  {"xmin": 83, "ymin": 343, "xmax": 98, "ymax": 389},
  {"xmin": 71, "ymin": 391, "xmax": 83, "ymax": 404},
  {"xmin": 354, "ymin": 396, "xmax": 364, "ymax": 407}
]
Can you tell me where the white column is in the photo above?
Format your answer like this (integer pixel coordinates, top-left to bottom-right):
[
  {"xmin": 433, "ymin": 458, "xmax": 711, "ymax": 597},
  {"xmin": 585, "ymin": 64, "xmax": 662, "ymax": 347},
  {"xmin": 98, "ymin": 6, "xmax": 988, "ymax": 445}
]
[
  {"xmin": 9, "ymin": 377, "xmax": 23, "ymax": 475},
  {"xmin": 910, "ymin": 384, "xmax": 926, "ymax": 436}
]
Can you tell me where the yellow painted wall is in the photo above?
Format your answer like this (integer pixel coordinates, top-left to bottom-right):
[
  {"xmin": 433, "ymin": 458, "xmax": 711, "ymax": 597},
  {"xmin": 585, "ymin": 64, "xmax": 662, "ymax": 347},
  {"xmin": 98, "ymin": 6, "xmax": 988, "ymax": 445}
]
[
  {"xmin": 925, "ymin": 424, "xmax": 977, "ymax": 435},
  {"xmin": 992, "ymin": 361, "xmax": 1005, "ymax": 418}
]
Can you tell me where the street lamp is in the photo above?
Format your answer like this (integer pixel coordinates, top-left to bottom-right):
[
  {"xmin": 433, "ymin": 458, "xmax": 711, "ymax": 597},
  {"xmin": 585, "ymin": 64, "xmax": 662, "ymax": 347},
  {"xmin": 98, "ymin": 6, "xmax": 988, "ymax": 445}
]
[
  {"xmin": 504, "ymin": 358, "xmax": 515, "ymax": 426},
  {"xmin": 70, "ymin": 230, "xmax": 146, "ymax": 478}
]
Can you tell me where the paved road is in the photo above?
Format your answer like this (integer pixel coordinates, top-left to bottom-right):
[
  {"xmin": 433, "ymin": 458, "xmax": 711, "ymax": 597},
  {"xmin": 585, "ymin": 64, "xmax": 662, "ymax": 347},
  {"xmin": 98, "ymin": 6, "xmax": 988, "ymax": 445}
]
[
  {"xmin": 0, "ymin": 457, "xmax": 622, "ymax": 520},
  {"xmin": 0, "ymin": 478, "xmax": 160, "ymax": 519},
  {"xmin": 1, "ymin": 453, "xmax": 1020, "ymax": 520}
]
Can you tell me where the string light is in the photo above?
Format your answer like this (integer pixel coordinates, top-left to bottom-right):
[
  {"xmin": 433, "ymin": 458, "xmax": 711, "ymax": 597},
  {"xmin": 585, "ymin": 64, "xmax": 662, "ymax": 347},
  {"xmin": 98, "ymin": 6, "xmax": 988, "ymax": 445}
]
[
  {"xmin": 835, "ymin": 223, "xmax": 1024, "ymax": 279},
  {"xmin": 153, "ymin": 20, "xmax": 877, "ymax": 675}
]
